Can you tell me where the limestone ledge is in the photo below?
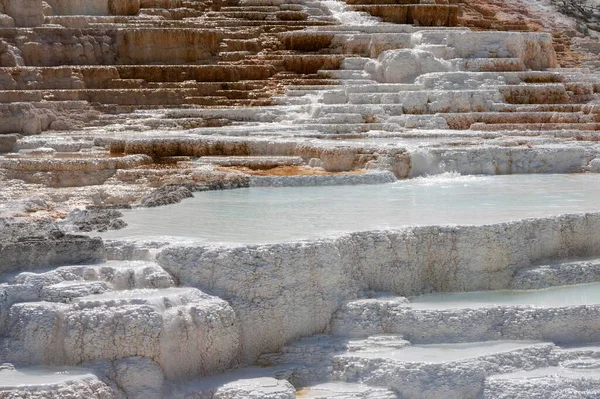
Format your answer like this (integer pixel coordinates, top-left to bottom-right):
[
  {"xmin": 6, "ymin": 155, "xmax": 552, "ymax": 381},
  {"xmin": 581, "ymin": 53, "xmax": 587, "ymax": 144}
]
[
  {"xmin": 109, "ymin": 136, "xmax": 412, "ymax": 177},
  {"xmin": 0, "ymin": 101, "xmax": 98, "ymax": 135},
  {"xmin": 0, "ymin": 153, "xmax": 154, "ymax": 187},
  {"xmin": 262, "ymin": 334, "xmax": 600, "ymax": 399},
  {"xmin": 3, "ymin": 212, "xmax": 600, "ymax": 397},
  {"xmin": 0, "ymin": 218, "xmax": 105, "ymax": 274},
  {"xmin": 485, "ymin": 368, "xmax": 600, "ymax": 399},
  {"xmin": 157, "ymin": 212, "xmax": 600, "ymax": 361},
  {"xmin": 248, "ymin": 171, "xmax": 396, "ymax": 187},
  {"xmin": 0, "ymin": 368, "xmax": 115, "ymax": 399},
  {"xmin": 0, "ymin": 154, "xmax": 152, "ymax": 172},
  {"xmin": 3, "ymin": 287, "xmax": 240, "ymax": 380},
  {"xmin": 108, "ymin": 135, "xmax": 600, "ymax": 178},
  {"xmin": 332, "ymin": 300, "xmax": 600, "ymax": 344},
  {"xmin": 408, "ymin": 145, "xmax": 599, "ymax": 176},
  {"xmin": 0, "ymin": 27, "xmax": 220, "ymax": 66}
]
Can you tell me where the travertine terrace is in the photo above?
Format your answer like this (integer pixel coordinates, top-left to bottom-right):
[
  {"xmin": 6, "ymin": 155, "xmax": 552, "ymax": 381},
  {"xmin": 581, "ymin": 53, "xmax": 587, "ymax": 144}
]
[{"xmin": 2, "ymin": 0, "xmax": 600, "ymax": 397}]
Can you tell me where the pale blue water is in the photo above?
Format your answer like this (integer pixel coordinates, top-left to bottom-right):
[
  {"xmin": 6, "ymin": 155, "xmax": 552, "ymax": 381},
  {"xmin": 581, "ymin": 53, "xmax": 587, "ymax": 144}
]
[
  {"xmin": 101, "ymin": 173, "xmax": 600, "ymax": 244},
  {"xmin": 411, "ymin": 282, "xmax": 600, "ymax": 308},
  {"xmin": 344, "ymin": 340, "xmax": 546, "ymax": 362}
]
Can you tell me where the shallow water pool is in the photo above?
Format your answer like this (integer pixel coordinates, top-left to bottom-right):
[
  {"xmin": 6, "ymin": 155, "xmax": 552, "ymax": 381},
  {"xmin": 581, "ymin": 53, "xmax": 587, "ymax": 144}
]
[
  {"xmin": 101, "ymin": 173, "xmax": 600, "ymax": 244},
  {"xmin": 410, "ymin": 282, "xmax": 600, "ymax": 309}
]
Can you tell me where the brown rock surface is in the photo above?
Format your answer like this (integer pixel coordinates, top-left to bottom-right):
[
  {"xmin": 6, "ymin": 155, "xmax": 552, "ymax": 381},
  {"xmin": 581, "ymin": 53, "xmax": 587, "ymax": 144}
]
[
  {"xmin": 452, "ymin": 0, "xmax": 599, "ymax": 68},
  {"xmin": 0, "ymin": 0, "xmax": 598, "ymax": 223}
]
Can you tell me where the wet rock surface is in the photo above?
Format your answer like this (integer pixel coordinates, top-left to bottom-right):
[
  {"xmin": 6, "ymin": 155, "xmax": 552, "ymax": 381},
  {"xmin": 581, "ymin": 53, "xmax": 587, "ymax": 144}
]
[
  {"xmin": 0, "ymin": 0, "xmax": 600, "ymax": 397},
  {"xmin": 140, "ymin": 175, "xmax": 250, "ymax": 207},
  {"xmin": 0, "ymin": 218, "xmax": 105, "ymax": 273},
  {"xmin": 60, "ymin": 207, "xmax": 128, "ymax": 232}
]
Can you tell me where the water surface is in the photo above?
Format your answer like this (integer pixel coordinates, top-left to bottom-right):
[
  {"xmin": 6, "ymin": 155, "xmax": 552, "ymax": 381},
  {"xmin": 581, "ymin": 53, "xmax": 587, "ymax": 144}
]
[
  {"xmin": 344, "ymin": 341, "xmax": 546, "ymax": 362},
  {"xmin": 101, "ymin": 173, "xmax": 600, "ymax": 244},
  {"xmin": 411, "ymin": 282, "xmax": 600, "ymax": 309}
]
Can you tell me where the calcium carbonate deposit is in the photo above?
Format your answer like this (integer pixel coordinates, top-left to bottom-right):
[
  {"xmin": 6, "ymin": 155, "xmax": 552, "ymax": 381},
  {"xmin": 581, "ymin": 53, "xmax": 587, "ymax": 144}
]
[{"xmin": 1, "ymin": 0, "xmax": 600, "ymax": 397}]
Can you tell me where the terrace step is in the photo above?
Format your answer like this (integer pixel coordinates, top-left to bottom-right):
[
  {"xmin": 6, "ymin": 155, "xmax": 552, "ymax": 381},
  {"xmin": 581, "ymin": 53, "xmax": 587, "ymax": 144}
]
[
  {"xmin": 331, "ymin": 283, "xmax": 600, "ymax": 344},
  {"xmin": 484, "ymin": 366, "xmax": 600, "ymax": 398},
  {"xmin": 288, "ymin": 122, "xmax": 399, "ymax": 134},
  {"xmin": 453, "ymin": 57, "xmax": 527, "ymax": 72},
  {"xmin": 296, "ymin": 112, "xmax": 367, "ymax": 124},
  {"xmin": 196, "ymin": 155, "xmax": 305, "ymax": 168},
  {"xmin": 0, "ymin": 367, "xmax": 111, "ymax": 398},
  {"xmin": 416, "ymin": 71, "xmax": 567, "ymax": 89},
  {"xmin": 3, "ymin": 287, "xmax": 239, "ymax": 380},
  {"xmin": 346, "ymin": 0, "xmax": 420, "ymax": 4},
  {"xmin": 351, "ymin": 4, "xmax": 459, "ymax": 27},
  {"xmin": 296, "ymin": 382, "xmax": 398, "ymax": 399},
  {"xmin": 5, "ymin": 260, "xmax": 175, "ymax": 290},
  {"xmin": 499, "ymin": 85, "xmax": 572, "ymax": 104},
  {"xmin": 470, "ymin": 122, "xmax": 600, "ymax": 131},
  {"xmin": 168, "ymin": 368, "xmax": 296, "ymax": 398},
  {"xmin": 441, "ymin": 112, "xmax": 600, "ymax": 129},
  {"xmin": 308, "ymin": 103, "xmax": 405, "ymax": 116},
  {"xmin": 511, "ymin": 258, "xmax": 600, "ymax": 290},
  {"xmin": 511, "ymin": 104, "xmax": 600, "ymax": 113},
  {"xmin": 260, "ymin": 332, "xmax": 600, "ymax": 399}
]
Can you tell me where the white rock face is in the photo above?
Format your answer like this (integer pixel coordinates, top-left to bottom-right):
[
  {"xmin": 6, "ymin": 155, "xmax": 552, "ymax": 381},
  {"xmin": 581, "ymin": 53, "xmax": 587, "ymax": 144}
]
[
  {"xmin": 485, "ymin": 367, "xmax": 600, "ymax": 398},
  {"xmin": 261, "ymin": 332, "xmax": 600, "ymax": 399},
  {"xmin": 589, "ymin": 157, "xmax": 600, "ymax": 172},
  {"xmin": 332, "ymin": 297, "xmax": 600, "ymax": 344},
  {"xmin": 414, "ymin": 30, "xmax": 557, "ymax": 70},
  {"xmin": 3, "ymin": 287, "xmax": 241, "ymax": 381},
  {"xmin": 158, "ymin": 242, "xmax": 359, "ymax": 362},
  {"xmin": 0, "ymin": 367, "xmax": 115, "ymax": 399},
  {"xmin": 210, "ymin": 378, "xmax": 296, "ymax": 399},
  {"xmin": 408, "ymin": 145, "xmax": 597, "ymax": 176},
  {"xmin": 158, "ymin": 212, "xmax": 600, "ymax": 361},
  {"xmin": 249, "ymin": 171, "xmax": 396, "ymax": 187},
  {"xmin": 0, "ymin": 104, "xmax": 55, "ymax": 135},
  {"xmin": 1, "ymin": 0, "xmax": 599, "ymax": 396},
  {"xmin": 369, "ymin": 49, "xmax": 452, "ymax": 83},
  {"xmin": 112, "ymin": 357, "xmax": 165, "ymax": 399},
  {"xmin": 511, "ymin": 258, "xmax": 600, "ymax": 289},
  {"xmin": 0, "ymin": 14, "xmax": 14, "ymax": 28},
  {"xmin": 11, "ymin": 260, "xmax": 175, "ymax": 291},
  {"xmin": 0, "ymin": 261, "xmax": 174, "ymax": 333},
  {"xmin": 165, "ymin": 367, "xmax": 297, "ymax": 399}
]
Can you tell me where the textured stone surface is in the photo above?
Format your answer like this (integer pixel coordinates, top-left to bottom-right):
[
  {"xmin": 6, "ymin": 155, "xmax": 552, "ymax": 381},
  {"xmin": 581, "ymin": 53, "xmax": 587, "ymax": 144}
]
[
  {"xmin": 511, "ymin": 258, "xmax": 600, "ymax": 289},
  {"xmin": 0, "ymin": 219, "xmax": 105, "ymax": 273},
  {"xmin": 3, "ymin": 287, "xmax": 240, "ymax": 380},
  {"xmin": 0, "ymin": 367, "xmax": 116, "ymax": 399},
  {"xmin": 0, "ymin": 0, "xmax": 600, "ymax": 397},
  {"xmin": 60, "ymin": 207, "xmax": 128, "ymax": 232},
  {"xmin": 158, "ymin": 212, "xmax": 600, "ymax": 360},
  {"xmin": 3, "ymin": 0, "xmax": 44, "ymax": 27}
]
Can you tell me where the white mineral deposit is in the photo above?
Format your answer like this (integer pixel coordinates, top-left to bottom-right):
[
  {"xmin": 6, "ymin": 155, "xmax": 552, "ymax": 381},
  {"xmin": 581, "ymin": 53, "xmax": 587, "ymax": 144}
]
[{"xmin": 1, "ymin": 0, "xmax": 600, "ymax": 397}]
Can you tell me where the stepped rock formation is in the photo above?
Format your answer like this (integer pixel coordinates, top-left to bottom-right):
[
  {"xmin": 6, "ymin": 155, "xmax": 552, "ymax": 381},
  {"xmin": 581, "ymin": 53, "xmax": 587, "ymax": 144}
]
[{"xmin": 1, "ymin": 0, "xmax": 600, "ymax": 397}]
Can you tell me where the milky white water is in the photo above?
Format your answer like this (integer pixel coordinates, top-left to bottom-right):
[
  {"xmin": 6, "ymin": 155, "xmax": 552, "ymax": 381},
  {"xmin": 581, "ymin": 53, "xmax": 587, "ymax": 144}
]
[
  {"xmin": 101, "ymin": 173, "xmax": 600, "ymax": 245},
  {"xmin": 343, "ymin": 341, "xmax": 546, "ymax": 363},
  {"xmin": 319, "ymin": 0, "xmax": 380, "ymax": 25},
  {"xmin": 489, "ymin": 366, "xmax": 600, "ymax": 381},
  {"xmin": 411, "ymin": 282, "xmax": 600, "ymax": 309},
  {"xmin": 0, "ymin": 368, "xmax": 96, "ymax": 387}
]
